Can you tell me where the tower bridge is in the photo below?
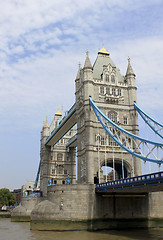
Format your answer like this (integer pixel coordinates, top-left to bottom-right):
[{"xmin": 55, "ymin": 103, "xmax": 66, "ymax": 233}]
[
  {"xmin": 30, "ymin": 46, "xmax": 163, "ymax": 230},
  {"xmin": 39, "ymin": 45, "xmax": 162, "ymax": 195}
]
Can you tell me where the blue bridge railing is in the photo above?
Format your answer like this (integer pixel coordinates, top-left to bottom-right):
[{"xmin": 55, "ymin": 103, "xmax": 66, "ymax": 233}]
[{"xmin": 96, "ymin": 171, "xmax": 163, "ymax": 192}]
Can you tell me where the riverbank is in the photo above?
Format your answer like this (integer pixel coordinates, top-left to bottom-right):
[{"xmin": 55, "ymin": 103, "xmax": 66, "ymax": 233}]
[{"xmin": 0, "ymin": 211, "xmax": 11, "ymax": 218}]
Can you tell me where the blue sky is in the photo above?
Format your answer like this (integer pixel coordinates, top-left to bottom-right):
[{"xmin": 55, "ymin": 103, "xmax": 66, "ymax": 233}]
[{"xmin": 0, "ymin": 0, "xmax": 163, "ymax": 190}]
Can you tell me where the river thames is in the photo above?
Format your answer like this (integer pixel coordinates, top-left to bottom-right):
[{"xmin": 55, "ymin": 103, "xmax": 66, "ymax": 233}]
[{"xmin": 0, "ymin": 218, "xmax": 163, "ymax": 240}]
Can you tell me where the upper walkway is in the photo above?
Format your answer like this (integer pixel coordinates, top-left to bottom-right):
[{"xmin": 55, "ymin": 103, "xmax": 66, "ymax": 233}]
[
  {"xmin": 96, "ymin": 171, "xmax": 163, "ymax": 194},
  {"xmin": 45, "ymin": 103, "xmax": 76, "ymax": 146}
]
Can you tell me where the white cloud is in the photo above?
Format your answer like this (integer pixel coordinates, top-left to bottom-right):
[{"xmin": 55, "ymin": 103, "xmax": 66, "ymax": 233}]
[{"xmin": 110, "ymin": 37, "xmax": 163, "ymax": 116}]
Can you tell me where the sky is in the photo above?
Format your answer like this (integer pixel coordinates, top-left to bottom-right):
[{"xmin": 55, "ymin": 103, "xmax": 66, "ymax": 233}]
[{"xmin": 0, "ymin": 0, "xmax": 163, "ymax": 191}]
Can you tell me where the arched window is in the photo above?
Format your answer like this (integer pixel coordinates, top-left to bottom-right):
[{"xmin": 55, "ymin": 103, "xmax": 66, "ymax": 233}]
[
  {"xmin": 112, "ymin": 88, "xmax": 116, "ymax": 96},
  {"xmin": 108, "ymin": 111, "xmax": 118, "ymax": 123},
  {"xmin": 111, "ymin": 75, "xmax": 115, "ymax": 83},
  {"xmin": 118, "ymin": 89, "xmax": 122, "ymax": 96},
  {"xmin": 105, "ymin": 74, "xmax": 109, "ymax": 82},
  {"xmin": 100, "ymin": 87, "xmax": 104, "ymax": 95},
  {"xmin": 106, "ymin": 87, "xmax": 110, "ymax": 95},
  {"xmin": 57, "ymin": 153, "xmax": 63, "ymax": 161}
]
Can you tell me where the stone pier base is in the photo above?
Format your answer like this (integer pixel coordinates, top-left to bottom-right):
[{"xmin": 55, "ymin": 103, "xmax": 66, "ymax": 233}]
[
  {"xmin": 11, "ymin": 197, "xmax": 40, "ymax": 222},
  {"xmin": 31, "ymin": 218, "xmax": 163, "ymax": 231},
  {"xmin": 30, "ymin": 184, "xmax": 163, "ymax": 230}
]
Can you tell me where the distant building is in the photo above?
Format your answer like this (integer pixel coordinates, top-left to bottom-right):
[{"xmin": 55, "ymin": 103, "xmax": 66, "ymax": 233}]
[
  {"xmin": 22, "ymin": 181, "xmax": 40, "ymax": 197},
  {"xmin": 12, "ymin": 189, "xmax": 22, "ymax": 205}
]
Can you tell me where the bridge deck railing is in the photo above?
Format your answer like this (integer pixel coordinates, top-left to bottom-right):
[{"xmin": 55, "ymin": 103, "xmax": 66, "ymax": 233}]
[{"xmin": 96, "ymin": 171, "xmax": 163, "ymax": 191}]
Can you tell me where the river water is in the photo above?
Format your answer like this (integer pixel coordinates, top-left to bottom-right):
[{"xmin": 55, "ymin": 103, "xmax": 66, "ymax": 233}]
[{"xmin": 0, "ymin": 218, "xmax": 163, "ymax": 240}]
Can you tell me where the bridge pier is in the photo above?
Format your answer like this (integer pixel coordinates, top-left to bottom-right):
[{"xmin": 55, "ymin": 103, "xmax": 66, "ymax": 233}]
[{"xmin": 30, "ymin": 184, "xmax": 163, "ymax": 230}]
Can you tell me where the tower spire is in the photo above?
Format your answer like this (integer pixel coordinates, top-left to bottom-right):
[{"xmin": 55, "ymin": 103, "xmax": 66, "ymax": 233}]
[
  {"xmin": 125, "ymin": 57, "xmax": 135, "ymax": 76},
  {"xmin": 84, "ymin": 49, "xmax": 92, "ymax": 69},
  {"xmin": 44, "ymin": 116, "xmax": 49, "ymax": 128},
  {"xmin": 76, "ymin": 62, "xmax": 81, "ymax": 79}
]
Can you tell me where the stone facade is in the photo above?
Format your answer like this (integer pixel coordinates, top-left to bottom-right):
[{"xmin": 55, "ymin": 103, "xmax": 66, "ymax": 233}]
[
  {"xmin": 40, "ymin": 111, "xmax": 76, "ymax": 197},
  {"xmin": 75, "ymin": 47, "xmax": 141, "ymax": 184},
  {"xmin": 40, "ymin": 46, "xmax": 142, "ymax": 194}
]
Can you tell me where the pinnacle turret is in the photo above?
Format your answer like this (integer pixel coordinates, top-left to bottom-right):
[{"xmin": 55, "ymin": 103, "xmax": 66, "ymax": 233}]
[
  {"xmin": 45, "ymin": 116, "xmax": 49, "ymax": 128},
  {"xmin": 76, "ymin": 62, "xmax": 81, "ymax": 79},
  {"xmin": 125, "ymin": 57, "xmax": 135, "ymax": 77},
  {"xmin": 84, "ymin": 49, "xmax": 92, "ymax": 69}
]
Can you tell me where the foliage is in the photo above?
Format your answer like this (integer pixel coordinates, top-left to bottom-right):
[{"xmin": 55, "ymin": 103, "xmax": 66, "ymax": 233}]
[{"xmin": 0, "ymin": 188, "xmax": 16, "ymax": 206}]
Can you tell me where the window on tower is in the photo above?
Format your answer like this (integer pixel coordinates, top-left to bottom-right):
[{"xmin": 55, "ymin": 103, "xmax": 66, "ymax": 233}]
[
  {"xmin": 100, "ymin": 87, "xmax": 104, "ymax": 95},
  {"xmin": 57, "ymin": 165, "xmax": 63, "ymax": 174},
  {"xmin": 57, "ymin": 153, "xmax": 63, "ymax": 161},
  {"xmin": 108, "ymin": 136, "xmax": 118, "ymax": 146},
  {"xmin": 101, "ymin": 137, "xmax": 105, "ymax": 145},
  {"xmin": 52, "ymin": 169, "xmax": 55, "ymax": 174},
  {"xmin": 112, "ymin": 88, "xmax": 116, "ymax": 96},
  {"xmin": 106, "ymin": 87, "xmax": 110, "ymax": 95},
  {"xmin": 123, "ymin": 117, "xmax": 128, "ymax": 124},
  {"xmin": 111, "ymin": 75, "xmax": 115, "ymax": 83},
  {"xmin": 105, "ymin": 74, "xmax": 109, "ymax": 82},
  {"xmin": 118, "ymin": 89, "xmax": 122, "ymax": 96},
  {"xmin": 108, "ymin": 111, "xmax": 118, "ymax": 123}
]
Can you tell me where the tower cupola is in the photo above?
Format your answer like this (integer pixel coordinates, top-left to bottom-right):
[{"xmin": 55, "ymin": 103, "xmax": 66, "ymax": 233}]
[{"xmin": 98, "ymin": 43, "xmax": 109, "ymax": 55}]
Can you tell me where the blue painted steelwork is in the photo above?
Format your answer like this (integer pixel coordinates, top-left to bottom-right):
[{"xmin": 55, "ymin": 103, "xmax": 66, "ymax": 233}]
[
  {"xmin": 34, "ymin": 161, "xmax": 41, "ymax": 189},
  {"xmin": 23, "ymin": 192, "xmax": 41, "ymax": 198},
  {"xmin": 89, "ymin": 97, "xmax": 163, "ymax": 164},
  {"xmin": 134, "ymin": 102, "xmax": 163, "ymax": 139},
  {"xmin": 96, "ymin": 171, "xmax": 163, "ymax": 192}
]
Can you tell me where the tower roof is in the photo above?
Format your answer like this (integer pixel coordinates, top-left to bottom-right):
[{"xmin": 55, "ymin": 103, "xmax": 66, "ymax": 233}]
[
  {"xmin": 126, "ymin": 57, "xmax": 135, "ymax": 76},
  {"xmin": 84, "ymin": 49, "xmax": 92, "ymax": 69},
  {"xmin": 93, "ymin": 47, "xmax": 124, "ymax": 82}
]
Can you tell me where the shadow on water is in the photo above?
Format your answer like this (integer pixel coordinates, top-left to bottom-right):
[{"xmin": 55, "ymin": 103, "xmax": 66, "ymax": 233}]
[{"xmin": 99, "ymin": 229, "xmax": 163, "ymax": 240}]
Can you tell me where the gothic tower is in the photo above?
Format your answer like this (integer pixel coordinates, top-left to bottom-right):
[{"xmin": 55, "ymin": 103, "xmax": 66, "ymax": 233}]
[
  {"xmin": 40, "ymin": 111, "xmax": 76, "ymax": 197},
  {"xmin": 75, "ymin": 46, "xmax": 141, "ymax": 184}
]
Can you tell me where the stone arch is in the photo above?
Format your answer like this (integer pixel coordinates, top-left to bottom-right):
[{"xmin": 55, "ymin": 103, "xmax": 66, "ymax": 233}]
[
  {"xmin": 95, "ymin": 158, "xmax": 132, "ymax": 182},
  {"xmin": 105, "ymin": 158, "xmax": 131, "ymax": 179}
]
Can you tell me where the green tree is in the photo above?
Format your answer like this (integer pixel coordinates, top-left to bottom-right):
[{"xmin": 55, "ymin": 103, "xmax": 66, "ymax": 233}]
[{"xmin": 0, "ymin": 188, "xmax": 16, "ymax": 206}]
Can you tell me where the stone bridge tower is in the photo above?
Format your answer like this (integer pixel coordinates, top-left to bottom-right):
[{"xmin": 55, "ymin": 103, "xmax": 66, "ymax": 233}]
[
  {"xmin": 75, "ymin": 46, "xmax": 141, "ymax": 184},
  {"xmin": 40, "ymin": 111, "xmax": 76, "ymax": 197}
]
